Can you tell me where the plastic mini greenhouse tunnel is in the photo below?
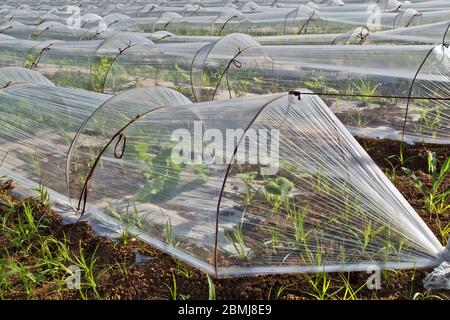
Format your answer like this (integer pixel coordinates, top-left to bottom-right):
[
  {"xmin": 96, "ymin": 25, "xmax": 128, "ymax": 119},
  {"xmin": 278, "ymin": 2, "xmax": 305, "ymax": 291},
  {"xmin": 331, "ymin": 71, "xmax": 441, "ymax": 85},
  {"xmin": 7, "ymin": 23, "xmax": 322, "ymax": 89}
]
[{"xmin": 0, "ymin": 67, "xmax": 449, "ymax": 280}]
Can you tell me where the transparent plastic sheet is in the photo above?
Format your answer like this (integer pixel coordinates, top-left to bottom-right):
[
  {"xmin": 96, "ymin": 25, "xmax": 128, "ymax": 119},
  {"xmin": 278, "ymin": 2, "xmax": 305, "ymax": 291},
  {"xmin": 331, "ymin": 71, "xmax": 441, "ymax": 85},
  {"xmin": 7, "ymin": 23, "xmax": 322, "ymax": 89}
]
[
  {"xmin": 144, "ymin": 38, "xmax": 447, "ymax": 144},
  {"xmin": 416, "ymin": 10, "xmax": 450, "ymax": 26},
  {"xmin": 0, "ymin": 66, "xmax": 54, "ymax": 87},
  {"xmin": 103, "ymin": 42, "xmax": 192, "ymax": 95},
  {"xmin": 405, "ymin": 0, "xmax": 450, "ymax": 12},
  {"xmin": 90, "ymin": 33, "xmax": 159, "ymax": 93},
  {"xmin": 0, "ymin": 33, "xmax": 200, "ymax": 94},
  {"xmin": 80, "ymin": 13, "xmax": 103, "ymax": 29},
  {"xmin": 190, "ymin": 33, "xmax": 273, "ymax": 101},
  {"xmin": 0, "ymin": 37, "xmax": 38, "ymax": 68},
  {"xmin": 100, "ymin": 13, "xmax": 131, "ymax": 28},
  {"xmin": 1, "ymin": 9, "xmax": 448, "ymax": 44},
  {"xmin": 0, "ymin": 71, "xmax": 447, "ymax": 277},
  {"xmin": 150, "ymin": 23, "xmax": 447, "ymax": 46},
  {"xmin": 29, "ymin": 21, "xmax": 67, "ymax": 41},
  {"xmin": 364, "ymin": 20, "xmax": 450, "ymax": 45},
  {"xmin": 0, "ymin": 8, "xmax": 67, "ymax": 26},
  {"xmin": 148, "ymin": 31, "xmax": 219, "ymax": 44},
  {"xmin": 28, "ymin": 22, "xmax": 88, "ymax": 41},
  {"xmin": 190, "ymin": 42, "xmax": 450, "ymax": 144},
  {"xmin": 0, "ymin": 21, "xmax": 34, "ymax": 39},
  {"xmin": 0, "ymin": 33, "xmax": 159, "ymax": 93},
  {"xmin": 0, "ymin": 34, "xmax": 14, "ymax": 41},
  {"xmin": 102, "ymin": 8, "xmax": 380, "ymax": 36},
  {"xmin": 0, "ymin": 70, "xmax": 109, "ymax": 198},
  {"xmin": 32, "ymin": 40, "xmax": 101, "ymax": 90}
]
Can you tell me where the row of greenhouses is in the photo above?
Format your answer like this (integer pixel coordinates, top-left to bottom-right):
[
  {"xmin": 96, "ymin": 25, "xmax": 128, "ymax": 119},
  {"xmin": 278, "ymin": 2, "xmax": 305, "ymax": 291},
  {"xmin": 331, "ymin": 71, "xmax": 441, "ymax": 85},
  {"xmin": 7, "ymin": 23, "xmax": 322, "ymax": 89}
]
[
  {"xmin": 0, "ymin": 66, "xmax": 447, "ymax": 277},
  {"xmin": 1, "ymin": 4, "xmax": 449, "ymax": 36},
  {"xmin": 0, "ymin": 0, "xmax": 449, "ymax": 284},
  {"xmin": 2, "ymin": 19, "xmax": 450, "ymax": 45},
  {"xmin": 1, "ymin": 31, "xmax": 449, "ymax": 144}
]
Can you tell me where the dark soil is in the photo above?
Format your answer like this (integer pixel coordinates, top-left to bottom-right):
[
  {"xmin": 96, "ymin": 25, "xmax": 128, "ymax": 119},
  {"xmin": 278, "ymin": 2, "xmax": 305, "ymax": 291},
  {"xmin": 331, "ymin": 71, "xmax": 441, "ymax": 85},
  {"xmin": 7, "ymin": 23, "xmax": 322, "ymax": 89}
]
[{"xmin": 0, "ymin": 137, "xmax": 449, "ymax": 300}]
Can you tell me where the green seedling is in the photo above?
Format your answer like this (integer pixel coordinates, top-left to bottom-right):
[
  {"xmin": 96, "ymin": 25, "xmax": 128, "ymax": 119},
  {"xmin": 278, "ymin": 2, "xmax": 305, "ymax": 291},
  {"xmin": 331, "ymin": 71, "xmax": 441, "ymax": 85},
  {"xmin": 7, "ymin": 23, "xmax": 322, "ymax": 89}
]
[
  {"xmin": 117, "ymin": 229, "xmax": 137, "ymax": 245},
  {"xmin": 417, "ymin": 104, "xmax": 442, "ymax": 139},
  {"xmin": 267, "ymin": 284, "xmax": 290, "ymax": 300},
  {"xmin": 237, "ymin": 172, "xmax": 257, "ymax": 206},
  {"xmin": 225, "ymin": 222, "xmax": 250, "ymax": 260},
  {"xmin": 207, "ymin": 273, "xmax": 216, "ymax": 300},
  {"xmin": 164, "ymin": 271, "xmax": 178, "ymax": 300},
  {"xmin": 32, "ymin": 184, "xmax": 50, "ymax": 206},
  {"xmin": 402, "ymin": 152, "xmax": 450, "ymax": 214}
]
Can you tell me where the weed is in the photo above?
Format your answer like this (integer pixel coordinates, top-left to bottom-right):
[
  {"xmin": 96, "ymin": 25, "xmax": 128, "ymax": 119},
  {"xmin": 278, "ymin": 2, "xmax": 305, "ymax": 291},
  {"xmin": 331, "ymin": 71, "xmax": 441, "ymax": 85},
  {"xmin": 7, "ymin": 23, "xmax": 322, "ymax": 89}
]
[
  {"xmin": 339, "ymin": 273, "xmax": 366, "ymax": 300},
  {"xmin": 402, "ymin": 152, "xmax": 450, "ymax": 214},
  {"xmin": 0, "ymin": 260, "xmax": 39, "ymax": 297},
  {"xmin": 193, "ymin": 164, "xmax": 209, "ymax": 182},
  {"xmin": 117, "ymin": 229, "xmax": 137, "ymax": 245},
  {"xmin": 267, "ymin": 284, "xmax": 290, "ymax": 300},
  {"xmin": 225, "ymin": 221, "xmax": 250, "ymax": 260},
  {"xmin": 436, "ymin": 219, "xmax": 450, "ymax": 244},
  {"xmin": 353, "ymin": 79, "xmax": 381, "ymax": 105},
  {"xmin": 173, "ymin": 260, "xmax": 193, "ymax": 280},
  {"xmin": 207, "ymin": 273, "xmax": 216, "ymax": 300},
  {"xmin": 32, "ymin": 184, "xmax": 50, "ymax": 206},
  {"xmin": 417, "ymin": 104, "xmax": 442, "ymax": 139},
  {"xmin": 304, "ymin": 272, "xmax": 337, "ymax": 300},
  {"xmin": 70, "ymin": 243, "xmax": 101, "ymax": 300},
  {"xmin": 165, "ymin": 213, "xmax": 174, "ymax": 247},
  {"xmin": 165, "ymin": 271, "xmax": 178, "ymax": 300},
  {"xmin": 92, "ymin": 56, "xmax": 115, "ymax": 93},
  {"xmin": 285, "ymin": 200, "xmax": 309, "ymax": 243}
]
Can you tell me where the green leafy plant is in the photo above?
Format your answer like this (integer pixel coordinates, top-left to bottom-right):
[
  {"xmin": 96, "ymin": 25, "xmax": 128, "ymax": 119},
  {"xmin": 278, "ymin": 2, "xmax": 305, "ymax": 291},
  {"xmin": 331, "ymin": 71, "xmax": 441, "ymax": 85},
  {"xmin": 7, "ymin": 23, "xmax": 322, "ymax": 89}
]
[
  {"xmin": 387, "ymin": 141, "xmax": 415, "ymax": 168},
  {"xmin": 263, "ymin": 176, "xmax": 294, "ymax": 212},
  {"xmin": 402, "ymin": 152, "xmax": 450, "ymax": 214},
  {"xmin": 92, "ymin": 56, "xmax": 115, "ymax": 93},
  {"xmin": 339, "ymin": 273, "xmax": 366, "ymax": 300},
  {"xmin": 314, "ymin": 164, "xmax": 330, "ymax": 194},
  {"xmin": 134, "ymin": 143, "xmax": 185, "ymax": 202}
]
